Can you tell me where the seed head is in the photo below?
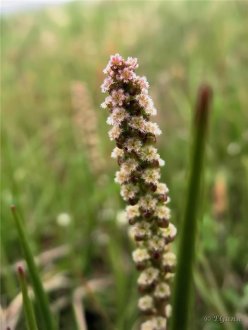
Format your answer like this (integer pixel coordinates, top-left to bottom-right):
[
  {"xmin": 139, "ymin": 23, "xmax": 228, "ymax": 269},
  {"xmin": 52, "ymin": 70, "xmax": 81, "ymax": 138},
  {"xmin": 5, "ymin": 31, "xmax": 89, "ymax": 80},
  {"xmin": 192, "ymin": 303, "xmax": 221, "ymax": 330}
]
[{"xmin": 101, "ymin": 54, "xmax": 176, "ymax": 325}]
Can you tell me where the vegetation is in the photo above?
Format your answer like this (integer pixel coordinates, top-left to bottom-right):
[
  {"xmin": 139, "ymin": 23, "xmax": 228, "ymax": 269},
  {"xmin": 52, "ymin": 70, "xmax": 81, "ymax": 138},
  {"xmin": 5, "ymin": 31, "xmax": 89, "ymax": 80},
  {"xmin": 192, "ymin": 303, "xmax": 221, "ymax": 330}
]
[{"xmin": 1, "ymin": 1, "xmax": 248, "ymax": 329}]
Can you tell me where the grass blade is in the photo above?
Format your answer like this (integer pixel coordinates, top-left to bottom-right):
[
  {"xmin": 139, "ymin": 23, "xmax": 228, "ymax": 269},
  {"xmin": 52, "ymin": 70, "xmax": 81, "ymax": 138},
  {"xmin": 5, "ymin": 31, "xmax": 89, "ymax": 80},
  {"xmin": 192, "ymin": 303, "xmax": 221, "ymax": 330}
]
[
  {"xmin": 171, "ymin": 85, "xmax": 213, "ymax": 330},
  {"xmin": 17, "ymin": 265, "xmax": 39, "ymax": 330},
  {"xmin": 11, "ymin": 205, "xmax": 55, "ymax": 330}
]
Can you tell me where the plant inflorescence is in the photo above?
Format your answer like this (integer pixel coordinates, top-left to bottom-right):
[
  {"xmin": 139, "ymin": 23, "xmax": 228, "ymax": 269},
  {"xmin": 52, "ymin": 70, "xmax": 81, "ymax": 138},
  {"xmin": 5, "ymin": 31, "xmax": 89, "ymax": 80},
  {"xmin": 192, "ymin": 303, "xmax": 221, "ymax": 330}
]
[{"xmin": 101, "ymin": 54, "xmax": 177, "ymax": 329}]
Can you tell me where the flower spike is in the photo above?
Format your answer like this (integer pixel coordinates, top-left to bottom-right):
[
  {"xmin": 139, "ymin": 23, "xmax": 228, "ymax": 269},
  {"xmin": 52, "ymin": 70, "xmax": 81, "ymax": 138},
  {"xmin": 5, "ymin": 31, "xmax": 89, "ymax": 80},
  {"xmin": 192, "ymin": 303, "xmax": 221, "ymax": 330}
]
[{"xmin": 101, "ymin": 54, "xmax": 176, "ymax": 329}]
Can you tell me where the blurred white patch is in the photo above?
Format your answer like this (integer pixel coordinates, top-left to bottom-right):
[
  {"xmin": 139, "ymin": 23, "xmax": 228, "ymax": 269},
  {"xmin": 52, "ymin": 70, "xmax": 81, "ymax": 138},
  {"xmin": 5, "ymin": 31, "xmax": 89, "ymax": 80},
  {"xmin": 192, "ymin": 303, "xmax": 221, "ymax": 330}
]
[
  {"xmin": 116, "ymin": 210, "xmax": 128, "ymax": 227},
  {"xmin": 227, "ymin": 142, "xmax": 241, "ymax": 156},
  {"xmin": 56, "ymin": 213, "xmax": 71, "ymax": 227}
]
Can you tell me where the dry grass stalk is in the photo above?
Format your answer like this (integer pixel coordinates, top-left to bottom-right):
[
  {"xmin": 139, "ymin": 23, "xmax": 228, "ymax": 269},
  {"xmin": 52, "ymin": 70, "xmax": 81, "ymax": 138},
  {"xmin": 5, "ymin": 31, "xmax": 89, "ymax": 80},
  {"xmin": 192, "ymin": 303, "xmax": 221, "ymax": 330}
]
[
  {"xmin": 71, "ymin": 81, "xmax": 105, "ymax": 175},
  {"xmin": 1, "ymin": 273, "xmax": 70, "ymax": 329},
  {"xmin": 1, "ymin": 245, "xmax": 70, "ymax": 277}
]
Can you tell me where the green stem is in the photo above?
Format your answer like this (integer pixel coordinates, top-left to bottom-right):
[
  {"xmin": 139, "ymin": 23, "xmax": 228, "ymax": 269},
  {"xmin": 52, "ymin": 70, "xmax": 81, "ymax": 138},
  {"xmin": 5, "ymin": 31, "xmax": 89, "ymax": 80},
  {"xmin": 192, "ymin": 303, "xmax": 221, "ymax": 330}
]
[
  {"xmin": 11, "ymin": 205, "xmax": 55, "ymax": 330},
  {"xmin": 17, "ymin": 266, "xmax": 39, "ymax": 330},
  {"xmin": 171, "ymin": 85, "xmax": 213, "ymax": 330}
]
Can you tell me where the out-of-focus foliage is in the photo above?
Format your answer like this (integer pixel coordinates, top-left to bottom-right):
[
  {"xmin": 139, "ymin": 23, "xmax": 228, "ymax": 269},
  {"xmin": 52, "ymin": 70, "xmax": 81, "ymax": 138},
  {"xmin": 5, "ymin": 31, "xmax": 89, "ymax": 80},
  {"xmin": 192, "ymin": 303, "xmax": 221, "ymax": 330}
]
[{"xmin": 1, "ymin": 1, "xmax": 248, "ymax": 329}]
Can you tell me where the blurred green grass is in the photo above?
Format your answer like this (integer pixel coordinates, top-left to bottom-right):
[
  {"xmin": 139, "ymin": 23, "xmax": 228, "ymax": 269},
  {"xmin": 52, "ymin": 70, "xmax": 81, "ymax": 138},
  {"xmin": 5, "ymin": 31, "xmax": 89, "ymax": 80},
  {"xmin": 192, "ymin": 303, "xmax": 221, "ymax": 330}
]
[{"xmin": 1, "ymin": 1, "xmax": 248, "ymax": 329}]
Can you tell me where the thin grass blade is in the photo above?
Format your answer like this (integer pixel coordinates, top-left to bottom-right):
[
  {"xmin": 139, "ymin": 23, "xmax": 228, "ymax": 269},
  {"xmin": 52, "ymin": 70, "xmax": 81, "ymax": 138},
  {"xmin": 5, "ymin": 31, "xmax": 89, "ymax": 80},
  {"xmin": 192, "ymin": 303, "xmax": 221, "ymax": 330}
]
[
  {"xmin": 171, "ymin": 85, "xmax": 213, "ymax": 330},
  {"xmin": 11, "ymin": 205, "xmax": 55, "ymax": 330},
  {"xmin": 17, "ymin": 265, "xmax": 39, "ymax": 330}
]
